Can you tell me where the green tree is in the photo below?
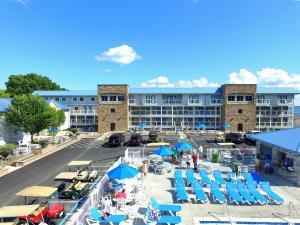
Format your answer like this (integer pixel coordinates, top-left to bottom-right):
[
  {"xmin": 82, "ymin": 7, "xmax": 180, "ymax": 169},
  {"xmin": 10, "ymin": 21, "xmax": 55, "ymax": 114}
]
[
  {"xmin": 5, "ymin": 73, "xmax": 65, "ymax": 96},
  {"xmin": 5, "ymin": 95, "xmax": 65, "ymax": 142},
  {"xmin": 0, "ymin": 90, "xmax": 10, "ymax": 98}
]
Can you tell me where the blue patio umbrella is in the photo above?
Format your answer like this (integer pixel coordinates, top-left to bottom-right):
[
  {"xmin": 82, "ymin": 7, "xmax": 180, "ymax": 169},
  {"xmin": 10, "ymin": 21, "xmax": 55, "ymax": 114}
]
[
  {"xmin": 139, "ymin": 122, "xmax": 147, "ymax": 129},
  {"xmin": 154, "ymin": 146, "xmax": 175, "ymax": 156},
  {"xmin": 198, "ymin": 123, "xmax": 206, "ymax": 129},
  {"xmin": 107, "ymin": 164, "xmax": 140, "ymax": 180},
  {"xmin": 223, "ymin": 123, "xmax": 232, "ymax": 129},
  {"xmin": 174, "ymin": 141, "xmax": 193, "ymax": 150}
]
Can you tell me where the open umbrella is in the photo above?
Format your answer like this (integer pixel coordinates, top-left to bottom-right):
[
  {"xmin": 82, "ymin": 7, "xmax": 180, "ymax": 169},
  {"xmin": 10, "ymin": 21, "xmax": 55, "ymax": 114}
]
[
  {"xmin": 139, "ymin": 122, "xmax": 147, "ymax": 129},
  {"xmin": 107, "ymin": 164, "xmax": 140, "ymax": 180},
  {"xmin": 198, "ymin": 123, "xmax": 206, "ymax": 129},
  {"xmin": 223, "ymin": 123, "xmax": 232, "ymax": 129},
  {"xmin": 174, "ymin": 141, "xmax": 193, "ymax": 150},
  {"xmin": 154, "ymin": 146, "xmax": 175, "ymax": 156}
]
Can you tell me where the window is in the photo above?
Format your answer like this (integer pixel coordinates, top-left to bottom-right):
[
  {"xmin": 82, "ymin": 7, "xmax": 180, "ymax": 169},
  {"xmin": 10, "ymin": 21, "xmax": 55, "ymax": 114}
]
[
  {"xmin": 79, "ymin": 97, "xmax": 84, "ymax": 102},
  {"xmin": 61, "ymin": 97, "xmax": 66, "ymax": 102},
  {"xmin": 110, "ymin": 96, "xmax": 117, "ymax": 101},
  {"xmin": 237, "ymin": 123, "xmax": 243, "ymax": 132},
  {"xmin": 146, "ymin": 95, "xmax": 156, "ymax": 103},
  {"xmin": 90, "ymin": 97, "xmax": 95, "ymax": 102},
  {"xmin": 74, "ymin": 107, "xmax": 79, "ymax": 110},
  {"xmin": 110, "ymin": 123, "xmax": 116, "ymax": 131},
  {"xmin": 101, "ymin": 96, "xmax": 108, "ymax": 101},
  {"xmin": 245, "ymin": 95, "xmax": 253, "ymax": 102},
  {"xmin": 228, "ymin": 96, "xmax": 235, "ymax": 101},
  {"xmin": 237, "ymin": 95, "xmax": 244, "ymax": 101},
  {"xmin": 73, "ymin": 97, "xmax": 78, "ymax": 102},
  {"xmin": 55, "ymin": 97, "xmax": 59, "ymax": 101},
  {"xmin": 238, "ymin": 109, "xmax": 243, "ymax": 114},
  {"xmin": 111, "ymin": 108, "xmax": 115, "ymax": 113},
  {"xmin": 211, "ymin": 95, "xmax": 221, "ymax": 103},
  {"xmin": 118, "ymin": 96, "xmax": 125, "ymax": 101}
]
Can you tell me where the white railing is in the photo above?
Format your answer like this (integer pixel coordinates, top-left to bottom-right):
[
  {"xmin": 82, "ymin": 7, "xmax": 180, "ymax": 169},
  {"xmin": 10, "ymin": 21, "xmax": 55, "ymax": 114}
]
[
  {"xmin": 70, "ymin": 110, "xmax": 98, "ymax": 115},
  {"xmin": 70, "ymin": 119, "xmax": 98, "ymax": 125},
  {"xmin": 209, "ymin": 99, "xmax": 223, "ymax": 105},
  {"xmin": 256, "ymin": 110, "xmax": 293, "ymax": 116},
  {"xmin": 143, "ymin": 99, "xmax": 157, "ymax": 105},
  {"xmin": 256, "ymin": 99, "xmax": 270, "ymax": 105},
  {"xmin": 162, "ymin": 100, "xmax": 182, "ymax": 105},
  {"xmin": 187, "ymin": 99, "xmax": 203, "ymax": 105},
  {"xmin": 277, "ymin": 99, "xmax": 294, "ymax": 105},
  {"xmin": 256, "ymin": 122, "xmax": 293, "ymax": 127}
]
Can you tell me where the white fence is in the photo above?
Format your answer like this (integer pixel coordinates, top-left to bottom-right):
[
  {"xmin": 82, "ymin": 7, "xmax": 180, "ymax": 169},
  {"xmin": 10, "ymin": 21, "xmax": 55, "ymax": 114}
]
[
  {"xmin": 64, "ymin": 157, "xmax": 122, "ymax": 225},
  {"xmin": 206, "ymin": 147, "xmax": 257, "ymax": 162}
]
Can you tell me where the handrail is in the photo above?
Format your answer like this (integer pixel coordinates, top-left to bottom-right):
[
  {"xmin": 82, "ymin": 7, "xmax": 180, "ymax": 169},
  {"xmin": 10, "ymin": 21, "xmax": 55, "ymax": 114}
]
[
  {"xmin": 224, "ymin": 204, "xmax": 233, "ymax": 225},
  {"xmin": 289, "ymin": 201, "xmax": 300, "ymax": 218}
]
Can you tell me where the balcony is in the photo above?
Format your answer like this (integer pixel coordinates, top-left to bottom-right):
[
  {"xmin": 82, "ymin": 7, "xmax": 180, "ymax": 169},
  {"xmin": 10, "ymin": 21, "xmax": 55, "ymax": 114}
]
[
  {"xmin": 187, "ymin": 99, "xmax": 202, "ymax": 105},
  {"xmin": 257, "ymin": 110, "xmax": 293, "ymax": 117},
  {"xmin": 162, "ymin": 100, "xmax": 182, "ymax": 105},
  {"xmin": 70, "ymin": 110, "xmax": 98, "ymax": 115},
  {"xmin": 143, "ymin": 99, "xmax": 157, "ymax": 105},
  {"xmin": 70, "ymin": 119, "xmax": 98, "ymax": 125},
  {"xmin": 128, "ymin": 99, "xmax": 136, "ymax": 105},
  {"xmin": 277, "ymin": 99, "xmax": 294, "ymax": 105},
  {"xmin": 256, "ymin": 99, "xmax": 270, "ymax": 106},
  {"xmin": 256, "ymin": 122, "xmax": 293, "ymax": 127},
  {"xmin": 209, "ymin": 99, "xmax": 223, "ymax": 105}
]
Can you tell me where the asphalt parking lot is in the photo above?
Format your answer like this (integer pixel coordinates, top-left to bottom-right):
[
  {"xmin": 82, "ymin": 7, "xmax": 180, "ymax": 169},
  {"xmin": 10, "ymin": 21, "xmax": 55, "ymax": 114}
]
[{"xmin": 0, "ymin": 138, "xmax": 125, "ymax": 206}]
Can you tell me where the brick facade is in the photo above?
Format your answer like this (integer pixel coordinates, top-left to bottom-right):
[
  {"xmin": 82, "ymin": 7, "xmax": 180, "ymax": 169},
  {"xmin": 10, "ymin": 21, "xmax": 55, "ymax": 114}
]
[
  {"xmin": 221, "ymin": 84, "xmax": 257, "ymax": 132},
  {"xmin": 98, "ymin": 85, "xmax": 129, "ymax": 134}
]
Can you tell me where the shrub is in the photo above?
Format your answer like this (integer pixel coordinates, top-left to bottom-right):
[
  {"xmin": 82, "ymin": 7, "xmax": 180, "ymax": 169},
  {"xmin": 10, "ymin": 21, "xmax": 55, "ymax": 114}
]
[
  {"xmin": 68, "ymin": 127, "xmax": 78, "ymax": 135},
  {"xmin": 0, "ymin": 144, "xmax": 15, "ymax": 158}
]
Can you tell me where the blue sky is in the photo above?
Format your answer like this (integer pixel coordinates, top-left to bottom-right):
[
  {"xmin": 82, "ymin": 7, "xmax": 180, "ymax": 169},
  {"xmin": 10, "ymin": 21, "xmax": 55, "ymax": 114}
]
[{"xmin": 0, "ymin": 0, "xmax": 300, "ymax": 92}]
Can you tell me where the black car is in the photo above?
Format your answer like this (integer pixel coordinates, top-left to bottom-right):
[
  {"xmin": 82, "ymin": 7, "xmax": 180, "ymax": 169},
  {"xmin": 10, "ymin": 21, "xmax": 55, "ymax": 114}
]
[
  {"xmin": 225, "ymin": 132, "xmax": 244, "ymax": 144},
  {"xmin": 148, "ymin": 131, "xmax": 158, "ymax": 142},
  {"xmin": 108, "ymin": 133, "xmax": 125, "ymax": 146},
  {"xmin": 129, "ymin": 133, "xmax": 143, "ymax": 146}
]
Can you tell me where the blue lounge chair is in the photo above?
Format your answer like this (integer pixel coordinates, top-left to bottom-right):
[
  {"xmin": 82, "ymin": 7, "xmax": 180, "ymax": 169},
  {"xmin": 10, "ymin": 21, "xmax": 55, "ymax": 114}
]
[
  {"xmin": 260, "ymin": 182, "xmax": 284, "ymax": 205},
  {"xmin": 150, "ymin": 197, "xmax": 182, "ymax": 216},
  {"xmin": 210, "ymin": 182, "xmax": 226, "ymax": 203},
  {"xmin": 199, "ymin": 169, "xmax": 211, "ymax": 186},
  {"xmin": 174, "ymin": 169, "xmax": 182, "ymax": 178},
  {"xmin": 226, "ymin": 182, "xmax": 244, "ymax": 205},
  {"xmin": 175, "ymin": 185, "xmax": 189, "ymax": 202},
  {"xmin": 242, "ymin": 172, "xmax": 256, "ymax": 185},
  {"xmin": 250, "ymin": 172, "xmax": 264, "ymax": 183},
  {"xmin": 145, "ymin": 206, "xmax": 182, "ymax": 224},
  {"xmin": 247, "ymin": 183, "xmax": 268, "ymax": 205},
  {"xmin": 88, "ymin": 208, "xmax": 126, "ymax": 225},
  {"xmin": 236, "ymin": 184, "xmax": 256, "ymax": 205},
  {"xmin": 227, "ymin": 172, "xmax": 237, "ymax": 181},
  {"xmin": 213, "ymin": 170, "xmax": 226, "ymax": 186},
  {"xmin": 186, "ymin": 169, "xmax": 196, "ymax": 185},
  {"xmin": 193, "ymin": 181, "xmax": 208, "ymax": 203}
]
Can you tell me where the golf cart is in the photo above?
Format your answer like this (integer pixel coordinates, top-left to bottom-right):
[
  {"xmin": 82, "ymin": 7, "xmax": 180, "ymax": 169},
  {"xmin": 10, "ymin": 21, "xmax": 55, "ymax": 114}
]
[
  {"xmin": 67, "ymin": 160, "xmax": 98, "ymax": 182},
  {"xmin": 15, "ymin": 186, "xmax": 64, "ymax": 225},
  {"xmin": 0, "ymin": 204, "xmax": 60, "ymax": 225},
  {"xmin": 54, "ymin": 172, "xmax": 89, "ymax": 200}
]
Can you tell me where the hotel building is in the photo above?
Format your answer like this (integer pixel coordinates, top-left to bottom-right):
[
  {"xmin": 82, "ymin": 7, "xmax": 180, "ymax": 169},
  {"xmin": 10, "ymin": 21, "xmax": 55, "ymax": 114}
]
[{"xmin": 34, "ymin": 84, "xmax": 298, "ymax": 134}]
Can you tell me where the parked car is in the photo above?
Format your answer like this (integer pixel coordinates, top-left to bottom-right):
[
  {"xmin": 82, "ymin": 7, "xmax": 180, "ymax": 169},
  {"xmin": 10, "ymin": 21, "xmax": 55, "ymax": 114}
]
[
  {"xmin": 244, "ymin": 130, "xmax": 262, "ymax": 143},
  {"xmin": 225, "ymin": 132, "xmax": 244, "ymax": 144},
  {"xmin": 148, "ymin": 131, "xmax": 158, "ymax": 142},
  {"xmin": 128, "ymin": 133, "xmax": 143, "ymax": 146},
  {"xmin": 212, "ymin": 131, "xmax": 225, "ymax": 143},
  {"xmin": 108, "ymin": 133, "xmax": 125, "ymax": 146}
]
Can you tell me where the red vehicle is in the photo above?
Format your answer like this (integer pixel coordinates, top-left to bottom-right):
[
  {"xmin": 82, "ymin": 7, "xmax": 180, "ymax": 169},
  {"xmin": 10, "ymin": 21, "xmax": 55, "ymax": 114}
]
[{"xmin": 15, "ymin": 186, "xmax": 65, "ymax": 225}]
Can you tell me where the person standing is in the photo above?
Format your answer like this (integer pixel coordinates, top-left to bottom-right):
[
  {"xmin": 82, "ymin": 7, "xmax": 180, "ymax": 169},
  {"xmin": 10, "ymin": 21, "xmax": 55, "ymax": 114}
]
[
  {"xmin": 198, "ymin": 145, "xmax": 204, "ymax": 160},
  {"xmin": 192, "ymin": 149, "xmax": 198, "ymax": 169}
]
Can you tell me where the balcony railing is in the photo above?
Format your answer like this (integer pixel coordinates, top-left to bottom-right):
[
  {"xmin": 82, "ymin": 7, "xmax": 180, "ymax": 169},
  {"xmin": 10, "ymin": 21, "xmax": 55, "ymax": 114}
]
[
  {"xmin": 209, "ymin": 100, "xmax": 223, "ymax": 105},
  {"xmin": 162, "ymin": 100, "xmax": 182, "ymax": 105},
  {"xmin": 143, "ymin": 100, "xmax": 157, "ymax": 105},
  {"xmin": 256, "ymin": 99, "xmax": 270, "ymax": 105},
  {"xmin": 256, "ymin": 122, "xmax": 293, "ymax": 127},
  {"xmin": 257, "ymin": 110, "xmax": 293, "ymax": 116},
  {"xmin": 188, "ymin": 99, "xmax": 202, "ymax": 105},
  {"xmin": 277, "ymin": 99, "xmax": 294, "ymax": 105},
  {"xmin": 70, "ymin": 110, "xmax": 98, "ymax": 115},
  {"xmin": 70, "ymin": 119, "xmax": 98, "ymax": 125}
]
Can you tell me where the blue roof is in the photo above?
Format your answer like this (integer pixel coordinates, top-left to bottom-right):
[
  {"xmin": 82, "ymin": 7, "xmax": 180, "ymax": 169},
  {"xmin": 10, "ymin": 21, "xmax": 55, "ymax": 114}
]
[
  {"xmin": 33, "ymin": 90, "xmax": 97, "ymax": 96},
  {"xmin": 251, "ymin": 128, "xmax": 300, "ymax": 154},
  {"xmin": 0, "ymin": 98, "xmax": 12, "ymax": 112},
  {"xmin": 33, "ymin": 86, "xmax": 300, "ymax": 96}
]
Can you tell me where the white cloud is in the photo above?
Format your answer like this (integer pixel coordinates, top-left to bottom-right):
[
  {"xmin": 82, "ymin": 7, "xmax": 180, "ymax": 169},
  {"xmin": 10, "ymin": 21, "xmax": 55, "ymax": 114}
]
[
  {"xmin": 141, "ymin": 76, "xmax": 219, "ymax": 88},
  {"xmin": 95, "ymin": 45, "xmax": 140, "ymax": 65},
  {"xmin": 103, "ymin": 68, "xmax": 112, "ymax": 73},
  {"xmin": 229, "ymin": 69, "xmax": 257, "ymax": 84}
]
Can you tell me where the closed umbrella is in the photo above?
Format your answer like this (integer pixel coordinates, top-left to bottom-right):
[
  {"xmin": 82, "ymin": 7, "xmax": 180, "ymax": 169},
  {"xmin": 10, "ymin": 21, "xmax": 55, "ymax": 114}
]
[
  {"xmin": 154, "ymin": 146, "xmax": 175, "ymax": 156},
  {"xmin": 198, "ymin": 123, "xmax": 206, "ymax": 129},
  {"xmin": 107, "ymin": 164, "xmax": 140, "ymax": 180}
]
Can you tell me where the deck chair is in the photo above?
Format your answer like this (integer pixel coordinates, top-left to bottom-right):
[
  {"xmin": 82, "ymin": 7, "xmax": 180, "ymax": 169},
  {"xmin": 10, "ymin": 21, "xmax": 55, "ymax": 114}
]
[
  {"xmin": 186, "ymin": 169, "xmax": 196, "ymax": 186},
  {"xmin": 227, "ymin": 172, "xmax": 237, "ymax": 181},
  {"xmin": 175, "ymin": 185, "xmax": 189, "ymax": 202},
  {"xmin": 144, "ymin": 206, "xmax": 182, "ymax": 225},
  {"xmin": 174, "ymin": 169, "xmax": 182, "ymax": 178},
  {"xmin": 150, "ymin": 197, "xmax": 182, "ymax": 216},
  {"xmin": 87, "ymin": 208, "xmax": 126, "ymax": 225},
  {"xmin": 236, "ymin": 184, "xmax": 256, "ymax": 205},
  {"xmin": 242, "ymin": 172, "xmax": 256, "ymax": 185},
  {"xmin": 199, "ymin": 169, "xmax": 211, "ymax": 186},
  {"xmin": 213, "ymin": 170, "xmax": 226, "ymax": 186},
  {"xmin": 226, "ymin": 182, "xmax": 244, "ymax": 205},
  {"xmin": 193, "ymin": 181, "xmax": 208, "ymax": 203},
  {"xmin": 260, "ymin": 182, "xmax": 284, "ymax": 205},
  {"xmin": 210, "ymin": 182, "xmax": 226, "ymax": 204},
  {"xmin": 250, "ymin": 172, "xmax": 264, "ymax": 183},
  {"xmin": 247, "ymin": 183, "xmax": 268, "ymax": 205}
]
